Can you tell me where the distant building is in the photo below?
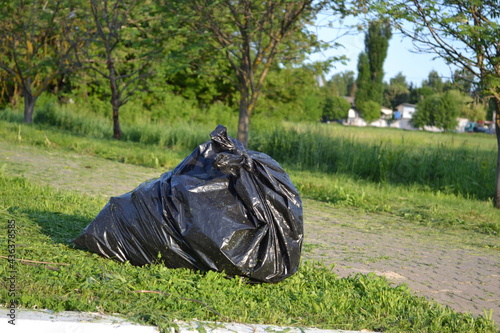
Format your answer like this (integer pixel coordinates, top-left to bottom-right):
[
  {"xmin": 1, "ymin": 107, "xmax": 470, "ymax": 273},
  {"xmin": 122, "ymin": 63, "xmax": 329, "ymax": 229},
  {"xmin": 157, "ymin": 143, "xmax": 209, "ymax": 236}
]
[
  {"xmin": 390, "ymin": 104, "xmax": 417, "ymax": 130},
  {"xmin": 398, "ymin": 103, "xmax": 416, "ymax": 119},
  {"xmin": 339, "ymin": 101, "xmax": 481, "ymax": 133},
  {"xmin": 345, "ymin": 106, "xmax": 393, "ymax": 127},
  {"xmin": 344, "ymin": 96, "xmax": 355, "ymax": 106},
  {"xmin": 381, "ymin": 107, "xmax": 393, "ymax": 119},
  {"xmin": 346, "ymin": 108, "xmax": 365, "ymax": 126}
]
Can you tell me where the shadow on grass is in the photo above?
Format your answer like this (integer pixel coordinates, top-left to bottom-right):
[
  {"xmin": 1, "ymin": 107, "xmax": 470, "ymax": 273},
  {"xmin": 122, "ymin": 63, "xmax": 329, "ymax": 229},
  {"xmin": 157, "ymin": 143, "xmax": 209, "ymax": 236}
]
[{"xmin": 21, "ymin": 208, "xmax": 92, "ymax": 245}]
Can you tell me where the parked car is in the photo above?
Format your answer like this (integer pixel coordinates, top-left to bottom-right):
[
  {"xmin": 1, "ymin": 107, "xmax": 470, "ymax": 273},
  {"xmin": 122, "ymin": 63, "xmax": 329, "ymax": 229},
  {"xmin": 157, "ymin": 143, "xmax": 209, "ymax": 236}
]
[{"xmin": 464, "ymin": 121, "xmax": 493, "ymax": 133}]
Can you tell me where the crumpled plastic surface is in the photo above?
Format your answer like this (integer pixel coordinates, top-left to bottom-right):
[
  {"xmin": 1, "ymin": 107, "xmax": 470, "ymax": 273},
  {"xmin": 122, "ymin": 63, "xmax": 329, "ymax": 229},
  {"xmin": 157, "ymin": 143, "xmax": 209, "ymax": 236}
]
[{"xmin": 73, "ymin": 125, "xmax": 303, "ymax": 282}]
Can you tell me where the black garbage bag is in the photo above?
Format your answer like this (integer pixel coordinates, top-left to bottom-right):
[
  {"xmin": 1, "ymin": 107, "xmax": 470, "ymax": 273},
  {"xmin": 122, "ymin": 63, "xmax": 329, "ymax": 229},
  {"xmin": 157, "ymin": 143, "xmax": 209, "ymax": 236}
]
[{"xmin": 73, "ymin": 125, "xmax": 303, "ymax": 283}]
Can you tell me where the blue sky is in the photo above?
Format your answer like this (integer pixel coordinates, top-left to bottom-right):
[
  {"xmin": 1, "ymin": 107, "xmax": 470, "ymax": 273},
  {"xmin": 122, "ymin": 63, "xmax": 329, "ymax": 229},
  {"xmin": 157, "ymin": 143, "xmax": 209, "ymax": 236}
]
[{"xmin": 308, "ymin": 16, "xmax": 458, "ymax": 86}]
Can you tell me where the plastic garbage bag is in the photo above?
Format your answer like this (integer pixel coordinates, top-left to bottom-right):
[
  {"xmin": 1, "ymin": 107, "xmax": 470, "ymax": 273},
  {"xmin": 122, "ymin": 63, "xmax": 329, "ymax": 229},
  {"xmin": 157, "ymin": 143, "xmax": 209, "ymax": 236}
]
[{"xmin": 73, "ymin": 125, "xmax": 303, "ymax": 282}]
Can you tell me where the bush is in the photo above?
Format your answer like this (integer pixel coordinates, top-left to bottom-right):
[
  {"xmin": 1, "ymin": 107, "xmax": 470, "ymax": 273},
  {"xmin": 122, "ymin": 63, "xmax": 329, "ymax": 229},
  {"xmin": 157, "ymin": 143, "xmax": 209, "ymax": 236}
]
[
  {"xmin": 322, "ymin": 96, "xmax": 351, "ymax": 122},
  {"xmin": 413, "ymin": 92, "xmax": 461, "ymax": 130},
  {"xmin": 358, "ymin": 100, "xmax": 381, "ymax": 123}
]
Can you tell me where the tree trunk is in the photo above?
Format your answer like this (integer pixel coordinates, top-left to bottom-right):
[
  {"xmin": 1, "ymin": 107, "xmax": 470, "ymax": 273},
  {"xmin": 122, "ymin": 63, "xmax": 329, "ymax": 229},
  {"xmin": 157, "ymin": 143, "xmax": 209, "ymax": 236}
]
[
  {"xmin": 112, "ymin": 101, "xmax": 121, "ymax": 140},
  {"xmin": 23, "ymin": 88, "xmax": 36, "ymax": 124},
  {"xmin": 107, "ymin": 58, "xmax": 121, "ymax": 140},
  {"xmin": 494, "ymin": 97, "xmax": 500, "ymax": 208},
  {"xmin": 237, "ymin": 88, "xmax": 251, "ymax": 147}
]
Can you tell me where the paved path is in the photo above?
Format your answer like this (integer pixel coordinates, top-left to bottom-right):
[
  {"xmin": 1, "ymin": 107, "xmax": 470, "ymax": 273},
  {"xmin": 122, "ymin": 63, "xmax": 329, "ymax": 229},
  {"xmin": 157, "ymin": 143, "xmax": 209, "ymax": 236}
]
[{"xmin": 302, "ymin": 201, "xmax": 500, "ymax": 324}]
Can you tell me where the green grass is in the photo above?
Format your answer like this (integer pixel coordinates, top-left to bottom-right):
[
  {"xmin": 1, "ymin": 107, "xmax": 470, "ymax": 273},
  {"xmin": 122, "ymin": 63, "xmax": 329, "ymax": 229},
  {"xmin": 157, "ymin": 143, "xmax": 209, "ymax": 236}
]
[
  {"xmin": 0, "ymin": 174, "xmax": 497, "ymax": 332},
  {"xmin": 0, "ymin": 110, "xmax": 498, "ymax": 331},
  {"xmin": 0, "ymin": 115, "xmax": 498, "ymax": 237},
  {"xmin": 282, "ymin": 121, "xmax": 497, "ymax": 150},
  {"xmin": 291, "ymin": 171, "xmax": 500, "ymax": 237},
  {"xmin": 0, "ymin": 120, "xmax": 188, "ymax": 170},
  {"xmin": 3, "ymin": 105, "xmax": 497, "ymax": 201},
  {"xmin": 252, "ymin": 124, "xmax": 497, "ymax": 201}
]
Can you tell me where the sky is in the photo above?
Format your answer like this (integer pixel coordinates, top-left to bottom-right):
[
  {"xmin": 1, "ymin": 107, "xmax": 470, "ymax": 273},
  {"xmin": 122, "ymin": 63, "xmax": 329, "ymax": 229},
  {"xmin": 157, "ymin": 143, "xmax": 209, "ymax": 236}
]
[{"xmin": 308, "ymin": 16, "xmax": 458, "ymax": 86}]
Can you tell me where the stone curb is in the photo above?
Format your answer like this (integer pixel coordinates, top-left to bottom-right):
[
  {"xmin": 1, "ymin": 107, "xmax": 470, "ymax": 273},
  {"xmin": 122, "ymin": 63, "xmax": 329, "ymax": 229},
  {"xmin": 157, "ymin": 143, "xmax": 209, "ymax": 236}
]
[{"xmin": 0, "ymin": 308, "xmax": 372, "ymax": 333}]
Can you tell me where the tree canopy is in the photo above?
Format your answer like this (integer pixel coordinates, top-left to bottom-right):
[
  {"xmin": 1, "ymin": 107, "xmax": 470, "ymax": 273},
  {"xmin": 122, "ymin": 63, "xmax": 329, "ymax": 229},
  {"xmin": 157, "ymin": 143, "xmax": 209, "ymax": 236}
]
[
  {"xmin": 355, "ymin": 20, "xmax": 391, "ymax": 123},
  {"xmin": 0, "ymin": 0, "xmax": 85, "ymax": 123},
  {"xmin": 81, "ymin": 0, "xmax": 161, "ymax": 139},
  {"xmin": 377, "ymin": 0, "xmax": 500, "ymax": 207},
  {"xmin": 412, "ymin": 90, "xmax": 460, "ymax": 131},
  {"xmin": 365, "ymin": 20, "xmax": 392, "ymax": 105},
  {"xmin": 161, "ymin": 0, "xmax": 332, "ymax": 146}
]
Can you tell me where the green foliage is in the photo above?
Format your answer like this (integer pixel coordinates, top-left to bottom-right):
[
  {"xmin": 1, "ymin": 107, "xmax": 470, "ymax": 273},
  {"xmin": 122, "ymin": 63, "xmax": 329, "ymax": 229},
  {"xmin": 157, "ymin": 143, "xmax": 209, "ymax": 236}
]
[
  {"xmin": 258, "ymin": 65, "xmax": 324, "ymax": 122},
  {"xmin": 358, "ymin": 100, "xmax": 381, "ymax": 124},
  {"xmin": 0, "ymin": 0, "xmax": 86, "ymax": 122},
  {"xmin": 384, "ymin": 72, "xmax": 410, "ymax": 108},
  {"xmin": 354, "ymin": 20, "xmax": 392, "ymax": 123},
  {"xmin": 355, "ymin": 52, "xmax": 371, "ymax": 109},
  {"xmin": 422, "ymin": 70, "xmax": 447, "ymax": 93},
  {"xmin": 325, "ymin": 71, "xmax": 356, "ymax": 97},
  {"xmin": 413, "ymin": 91, "xmax": 461, "ymax": 130},
  {"xmin": 380, "ymin": 0, "xmax": 500, "ymax": 121},
  {"xmin": 452, "ymin": 69, "xmax": 476, "ymax": 96},
  {"xmin": 355, "ymin": 20, "xmax": 392, "ymax": 113},
  {"xmin": 454, "ymin": 93, "xmax": 488, "ymax": 121},
  {"xmin": 415, "ymin": 86, "xmax": 437, "ymax": 101},
  {"xmin": 365, "ymin": 20, "xmax": 392, "ymax": 105},
  {"xmin": 322, "ymin": 96, "xmax": 351, "ymax": 121},
  {"xmin": 160, "ymin": 0, "xmax": 333, "ymax": 145},
  {"xmin": 83, "ymin": 0, "xmax": 165, "ymax": 138}
]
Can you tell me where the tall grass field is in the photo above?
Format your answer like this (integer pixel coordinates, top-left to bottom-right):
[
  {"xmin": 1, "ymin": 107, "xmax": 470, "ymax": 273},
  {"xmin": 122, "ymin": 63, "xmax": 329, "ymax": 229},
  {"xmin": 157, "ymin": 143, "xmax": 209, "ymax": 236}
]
[
  {"xmin": 0, "ymin": 102, "xmax": 499, "ymax": 332},
  {"xmin": 1, "ymin": 104, "xmax": 498, "ymax": 235},
  {"xmin": 1, "ymin": 102, "xmax": 497, "ymax": 202}
]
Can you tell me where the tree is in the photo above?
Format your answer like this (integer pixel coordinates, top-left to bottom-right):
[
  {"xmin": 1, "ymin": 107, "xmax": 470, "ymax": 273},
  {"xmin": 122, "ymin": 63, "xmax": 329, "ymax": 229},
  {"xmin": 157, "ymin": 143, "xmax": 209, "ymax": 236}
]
[
  {"xmin": 355, "ymin": 52, "xmax": 370, "ymax": 109},
  {"xmin": 452, "ymin": 69, "xmax": 475, "ymax": 96},
  {"xmin": 422, "ymin": 70, "xmax": 445, "ymax": 93},
  {"xmin": 414, "ymin": 86, "xmax": 435, "ymax": 101},
  {"xmin": 260, "ymin": 64, "xmax": 324, "ymax": 122},
  {"xmin": 164, "ymin": 0, "xmax": 333, "ymax": 146},
  {"xmin": 165, "ymin": 58, "xmax": 237, "ymax": 108},
  {"xmin": 360, "ymin": 100, "xmax": 381, "ymax": 123},
  {"xmin": 327, "ymin": 70, "xmax": 356, "ymax": 97},
  {"xmin": 355, "ymin": 53, "xmax": 382, "ymax": 123},
  {"xmin": 365, "ymin": 20, "xmax": 392, "ymax": 105},
  {"xmin": 322, "ymin": 96, "xmax": 351, "ymax": 121},
  {"xmin": 379, "ymin": 0, "xmax": 500, "ymax": 207},
  {"xmin": 412, "ymin": 91, "xmax": 460, "ymax": 131},
  {"xmin": 79, "ymin": 0, "xmax": 161, "ymax": 139},
  {"xmin": 384, "ymin": 72, "xmax": 410, "ymax": 108},
  {"xmin": 355, "ymin": 19, "xmax": 391, "ymax": 123},
  {"xmin": 0, "ymin": 0, "xmax": 84, "ymax": 123},
  {"xmin": 460, "ymin": 99, "xmax": 488, "ymax": 123}
]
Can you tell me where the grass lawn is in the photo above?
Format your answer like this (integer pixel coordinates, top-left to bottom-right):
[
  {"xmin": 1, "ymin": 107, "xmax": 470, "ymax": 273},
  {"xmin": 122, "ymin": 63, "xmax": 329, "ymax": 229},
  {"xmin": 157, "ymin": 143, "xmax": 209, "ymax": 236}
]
[{"xmin": 0, "ymin": 118, "xmax": 499, "ymax": 332}]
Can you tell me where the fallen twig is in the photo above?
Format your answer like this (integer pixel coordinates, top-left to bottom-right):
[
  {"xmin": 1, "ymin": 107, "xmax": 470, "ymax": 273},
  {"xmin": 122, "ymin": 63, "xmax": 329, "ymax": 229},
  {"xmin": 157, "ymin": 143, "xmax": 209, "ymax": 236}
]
[
  {"xmin": 0, "ymin": 256, "xmax": 70, "ymax": 266},
  {"xmin": 19, "ymin": 261, "xmax": 61, "ymax": 271}
]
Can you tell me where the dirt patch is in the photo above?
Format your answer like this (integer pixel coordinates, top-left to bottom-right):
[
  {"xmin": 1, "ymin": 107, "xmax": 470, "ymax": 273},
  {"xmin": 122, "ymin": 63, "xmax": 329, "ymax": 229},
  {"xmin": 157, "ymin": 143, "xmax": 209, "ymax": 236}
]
[
  {"xmin": 1, "ymin": 141, "xmax": 499, "ymax": 325},
  {"xmin": 0, "ymin": 144, "xmax": 159, "ymax": 197}
]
